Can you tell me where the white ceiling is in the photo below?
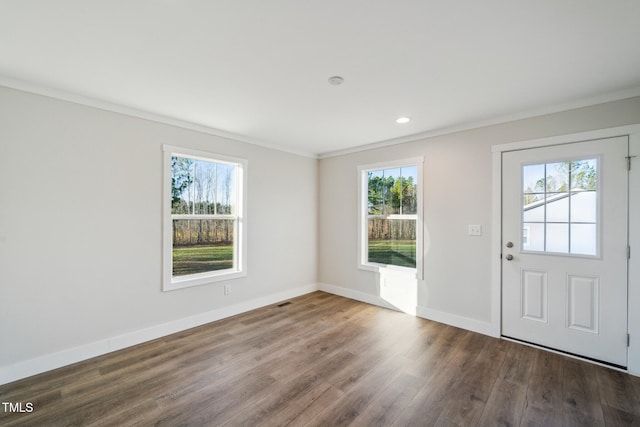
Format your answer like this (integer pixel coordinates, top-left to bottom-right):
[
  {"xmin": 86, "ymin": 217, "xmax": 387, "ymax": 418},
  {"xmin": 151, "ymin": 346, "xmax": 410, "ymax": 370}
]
[{"xmin": 2, "ymin": 1, "xmax": 640, "ymax": 158}]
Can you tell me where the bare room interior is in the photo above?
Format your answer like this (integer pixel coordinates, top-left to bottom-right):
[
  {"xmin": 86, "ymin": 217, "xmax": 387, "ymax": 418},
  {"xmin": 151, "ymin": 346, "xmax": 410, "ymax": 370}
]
[{"xmin": 1, "ymin": 1, "xmax": 640, "ymax": 425}]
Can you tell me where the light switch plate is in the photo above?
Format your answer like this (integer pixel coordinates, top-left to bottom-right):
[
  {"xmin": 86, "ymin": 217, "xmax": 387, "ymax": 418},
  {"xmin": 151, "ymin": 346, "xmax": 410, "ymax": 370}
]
[{"xmin": 468, "ymin": 224, "xmax": 482, "ymax": 236}]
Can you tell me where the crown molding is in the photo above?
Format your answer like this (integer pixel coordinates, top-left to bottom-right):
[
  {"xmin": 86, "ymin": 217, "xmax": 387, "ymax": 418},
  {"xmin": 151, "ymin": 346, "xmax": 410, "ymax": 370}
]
[
  {"xmin": 0, "ymin": 75, "xmax": 319, "ymax": 159},
  {"xmin": 3, "ymin": 75, "xmax": 639, "ymax": 161},
  {"xmin": 318, "ymin": 86, "xmax": 640, "ymax": 159}
]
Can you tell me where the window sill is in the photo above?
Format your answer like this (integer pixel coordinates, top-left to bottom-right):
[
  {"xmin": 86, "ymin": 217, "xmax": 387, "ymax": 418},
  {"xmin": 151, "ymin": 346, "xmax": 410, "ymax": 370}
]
[
  {"xmin": 358, "ymin": 262, "xmax": 418, "ymax": 278},
  {"xmin": 163, "ymin": 269, "xmax": 246, "ymax": 291}
]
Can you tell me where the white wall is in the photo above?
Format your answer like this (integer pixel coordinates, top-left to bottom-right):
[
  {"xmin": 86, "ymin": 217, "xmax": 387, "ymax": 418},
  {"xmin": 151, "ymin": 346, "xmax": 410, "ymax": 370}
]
[
  {"xmin": 2, "ymin": 85, "xmax": 639, "ymax": 384},
  {"xmin": 318, "ymin": 96, "xmax": 640, "ymax": 335},
  {"xmin": 0, "ymin": 86, "xmax": 318, "ymax": 382}
]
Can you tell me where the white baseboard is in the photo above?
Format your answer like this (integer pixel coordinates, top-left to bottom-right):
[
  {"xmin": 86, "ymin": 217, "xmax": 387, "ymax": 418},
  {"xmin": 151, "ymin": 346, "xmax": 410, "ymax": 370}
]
[
  {"xmin": 0, "ymin": 283, "xmax": 319, "ymax": 386},
  {"xmin": 416, "ymin": 305, "xmax": 498, "ymax": 337},
  {"xmin": 318, "ymin": 282, "xmax": 497, "ymax": 338},
  {"xmin": 317, "ymin": 283, "xmax": 397, "ymax": 310}
]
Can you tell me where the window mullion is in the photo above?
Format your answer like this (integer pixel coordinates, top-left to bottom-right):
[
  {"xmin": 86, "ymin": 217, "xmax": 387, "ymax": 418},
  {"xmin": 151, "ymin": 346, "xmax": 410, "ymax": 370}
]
[{"xmin": 171, "ymin": 214, "xmax": 236, "ymax": 220}]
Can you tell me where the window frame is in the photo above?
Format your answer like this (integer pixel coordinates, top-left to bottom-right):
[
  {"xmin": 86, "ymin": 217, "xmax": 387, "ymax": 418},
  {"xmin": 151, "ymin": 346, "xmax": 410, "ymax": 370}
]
[
  {"xmin": 162, "ymin": 145, "xmax": 248, "ymax": 291},
  {"xmin": 357, "ymin": 157, "xmax": 424, "ymax": 279}
]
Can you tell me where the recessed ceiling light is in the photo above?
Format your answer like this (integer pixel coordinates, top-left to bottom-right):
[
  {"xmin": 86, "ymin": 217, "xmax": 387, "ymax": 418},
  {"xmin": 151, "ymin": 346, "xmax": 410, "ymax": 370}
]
[
  {"xmin": 328, "ymin": 76, "xmax": 344, "ymax": 86},
  {"xmin": 396, "ymin": 116, "xmax": 411, "ymax": 124}
]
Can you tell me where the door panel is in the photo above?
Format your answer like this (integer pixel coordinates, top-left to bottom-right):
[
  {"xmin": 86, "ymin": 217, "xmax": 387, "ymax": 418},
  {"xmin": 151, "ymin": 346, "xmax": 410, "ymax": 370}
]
[
  {"xmin": 521, "ymin": 269, "xmax": 547, "ymax": 323},
  {"xmin": 566, "ymin": 274, "xmax": 598, "ymax": 333},
  {"xmin": 502, "ymin": 136, "xmax": 628, "ymax": 367}
]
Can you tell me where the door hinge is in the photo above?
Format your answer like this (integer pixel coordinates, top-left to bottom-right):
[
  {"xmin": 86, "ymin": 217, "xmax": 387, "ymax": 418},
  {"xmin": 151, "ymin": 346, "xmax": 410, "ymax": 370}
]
[
  {"xmin": 626, "ymin": 155, "xmax": 637, "ymax": 171},
  {"xmin": 628, "ymin": 334, "xmax": 631, "ymax": 347},
  {"xmin": 628, "ymin": 245, "xmax": 631, "ymax": 259}
]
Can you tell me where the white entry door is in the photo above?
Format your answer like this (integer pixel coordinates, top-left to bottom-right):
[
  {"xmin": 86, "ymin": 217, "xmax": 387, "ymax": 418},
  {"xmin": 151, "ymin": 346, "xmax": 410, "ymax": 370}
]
[{"xmin": 501, "ymin": 136, "xmax": 629, "ymax": 367}]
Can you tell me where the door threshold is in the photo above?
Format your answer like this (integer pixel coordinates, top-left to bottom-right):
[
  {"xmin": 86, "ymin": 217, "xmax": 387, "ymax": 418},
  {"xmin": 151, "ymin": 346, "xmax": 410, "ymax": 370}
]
[{"xmin": 501, "ymin": 335, "xmax": 627, "ymax": 372}]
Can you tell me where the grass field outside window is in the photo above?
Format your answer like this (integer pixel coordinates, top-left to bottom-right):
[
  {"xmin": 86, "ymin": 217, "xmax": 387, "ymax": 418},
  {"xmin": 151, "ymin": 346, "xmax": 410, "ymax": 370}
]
[
  {"xmin": 172, "ymin": 243, "xmax": 233, "ymax": 276},
  {"xmin": 367, "ymin": 239, "xmax": 416, "ymax": 268}
]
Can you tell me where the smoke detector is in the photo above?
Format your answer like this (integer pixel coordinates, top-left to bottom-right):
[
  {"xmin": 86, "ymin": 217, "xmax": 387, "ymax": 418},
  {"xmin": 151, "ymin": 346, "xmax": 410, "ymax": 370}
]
[{"xmin": 328, "ymin": 76, "xmax": 344, "ymax": 86}]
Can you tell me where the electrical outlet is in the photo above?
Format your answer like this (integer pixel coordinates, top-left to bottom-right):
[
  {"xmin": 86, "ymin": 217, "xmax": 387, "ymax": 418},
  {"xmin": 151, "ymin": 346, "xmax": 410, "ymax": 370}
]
[
  {"xmin": 224, "ymin": 285, "xmax": 231, "ymax": 295},
  {"xmin": 468, "ymin": 224, "xmax": 482, "ymax": 236}
]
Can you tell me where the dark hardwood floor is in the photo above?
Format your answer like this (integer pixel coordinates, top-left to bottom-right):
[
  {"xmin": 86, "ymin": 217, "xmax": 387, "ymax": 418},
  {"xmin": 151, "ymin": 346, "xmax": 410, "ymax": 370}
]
[{"xmin": 1, "ymin": 291, "xmax": 639, "ymax": 426}]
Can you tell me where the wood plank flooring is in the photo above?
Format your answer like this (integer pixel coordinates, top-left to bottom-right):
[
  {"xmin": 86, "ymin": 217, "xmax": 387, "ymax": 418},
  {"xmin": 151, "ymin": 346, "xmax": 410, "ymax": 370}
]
[{"xmin": 1, "ymin": 291, "xmax": 639, "ymax": 426}]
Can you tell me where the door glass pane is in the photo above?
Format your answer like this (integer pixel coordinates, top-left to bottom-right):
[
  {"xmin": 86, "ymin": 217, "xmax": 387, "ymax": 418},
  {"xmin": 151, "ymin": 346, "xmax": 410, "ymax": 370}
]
[
  {"xmin": 523, "ymin": 196, "xmax": 544, "ymax": 222},
  {"xmin": 546, "ymin": 193, "xmax": 569, "ymax": 222},
  {"xmin": 570, "ymin": 159, "xmax": 597, "ymax": 191},
  {"xmin": 521, "ymin": 158, "xmax": 598, "ymax": 256},
  {"xmin": 546, "ymin": 223, "xmax": 569, "ymax": 253},
  {"xmin": 523, "ymin": 164, "xmax": 545, "ymax": 202},
  {"xmin": 570, "ymin": 190, "xmax": 597, "ymax": 223},
  {"xmin": 571, "ymin": 224, "xmax": 597, "ymax": 256},
  {"xmin": 523, "ymin": 223, "xmax": 544, "ymax": 251},
  {"xmin": 546, "ymin": 162, "xmax": 569, "ymax": 192}
]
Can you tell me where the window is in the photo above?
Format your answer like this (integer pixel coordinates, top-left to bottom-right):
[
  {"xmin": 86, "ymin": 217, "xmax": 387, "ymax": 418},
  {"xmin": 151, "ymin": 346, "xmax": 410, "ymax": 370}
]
[
  {"xmin": 163, "ymin": 145, "xmax": 247, "ymax": 291},
  {"xmin": 358, "ymin": 158, "xmax": 423, "ymax": 278},
  {"xmin": 522, "ymin": 158, "xmax": 598, "ymax": 256}
]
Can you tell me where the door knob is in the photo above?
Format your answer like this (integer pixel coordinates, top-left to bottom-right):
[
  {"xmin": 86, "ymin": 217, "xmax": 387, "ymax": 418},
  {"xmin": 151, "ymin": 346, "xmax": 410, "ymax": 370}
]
[
  {"xmin": 505, "ymin": 254, "xmax": 514, "ymax": 261},
  {"xmin": 506, "ymin": 242, "xmax": 513, "ymax": 248}
]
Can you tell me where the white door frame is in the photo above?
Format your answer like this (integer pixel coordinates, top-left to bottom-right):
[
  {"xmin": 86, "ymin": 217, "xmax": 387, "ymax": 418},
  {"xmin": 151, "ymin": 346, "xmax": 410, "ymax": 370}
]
[{"xmin": 491, "ymin": 124, "xmax": 640, "ymax": 375}]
